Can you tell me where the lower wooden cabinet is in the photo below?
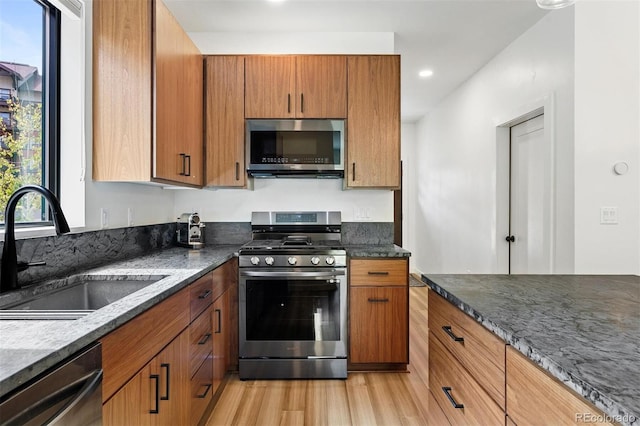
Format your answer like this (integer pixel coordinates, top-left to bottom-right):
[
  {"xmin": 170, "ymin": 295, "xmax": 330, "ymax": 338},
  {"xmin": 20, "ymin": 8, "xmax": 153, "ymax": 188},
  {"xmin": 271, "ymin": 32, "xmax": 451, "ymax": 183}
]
[
  {"xmin": 349, "ymin": 258, "xmax": 409, "ymax": 368},
  {"xmin": 102, "ymin": 258, "xmax": 239, "ymax": 426},
  {"xmin": 103, "ymin": 330, "xmax": 190, "ymax": 425},
  {"xmin": 429, "ymin": 330, "xmax": 504, "ymax": 425},
  {"xmin": 506, "ymin": 346, "xmax": 612, "ymax": 425}
]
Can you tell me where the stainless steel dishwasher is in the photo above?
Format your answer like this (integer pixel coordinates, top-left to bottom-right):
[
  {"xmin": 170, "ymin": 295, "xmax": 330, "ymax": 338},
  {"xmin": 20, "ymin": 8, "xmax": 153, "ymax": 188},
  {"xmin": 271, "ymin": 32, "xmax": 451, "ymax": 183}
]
[{"xmin": 0, "ymin": 343, "xmax": 102, "ymax": 425}]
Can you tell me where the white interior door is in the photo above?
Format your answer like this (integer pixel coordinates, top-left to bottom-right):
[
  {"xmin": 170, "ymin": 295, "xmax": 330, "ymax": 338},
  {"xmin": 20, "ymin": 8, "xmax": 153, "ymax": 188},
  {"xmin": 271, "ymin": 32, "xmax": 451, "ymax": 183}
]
[{"xmin": 509, "ymin": 114, "xmax": 552, "ymax": 274}]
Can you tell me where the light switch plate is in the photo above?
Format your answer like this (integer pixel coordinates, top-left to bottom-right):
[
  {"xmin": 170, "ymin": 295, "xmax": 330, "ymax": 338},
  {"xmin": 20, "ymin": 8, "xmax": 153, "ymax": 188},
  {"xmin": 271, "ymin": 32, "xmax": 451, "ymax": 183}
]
[{"xmin": 600, "ymin": 207, "xmax": 618, "ymax": 224}]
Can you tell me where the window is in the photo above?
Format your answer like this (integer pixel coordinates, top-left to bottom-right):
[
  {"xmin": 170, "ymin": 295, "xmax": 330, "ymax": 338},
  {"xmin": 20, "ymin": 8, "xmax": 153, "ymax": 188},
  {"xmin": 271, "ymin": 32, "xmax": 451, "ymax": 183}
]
[{"xmin": 0, "ymin": 0, "xmax": 60, "ymax": 226}]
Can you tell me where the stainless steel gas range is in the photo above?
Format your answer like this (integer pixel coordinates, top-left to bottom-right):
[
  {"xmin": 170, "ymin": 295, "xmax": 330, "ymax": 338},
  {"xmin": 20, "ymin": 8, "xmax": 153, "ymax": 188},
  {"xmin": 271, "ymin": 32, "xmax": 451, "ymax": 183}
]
[{"xmin": 238, "ymin": 211, "xmax": 347, "ymax": 379}]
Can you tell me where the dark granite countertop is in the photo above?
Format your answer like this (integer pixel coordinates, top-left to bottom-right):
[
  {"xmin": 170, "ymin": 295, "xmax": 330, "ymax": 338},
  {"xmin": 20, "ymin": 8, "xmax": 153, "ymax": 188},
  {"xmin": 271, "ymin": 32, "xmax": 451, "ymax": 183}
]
[
  {"xmin": 345, "ymin": 244, "xmax": 411, "ymax": 258},
  {"xmin": 0, "ymin": 245, "xmax": 239, "ymax": 399},
  {"xmin": 422, "ymin": 274, "xmax": 640, "ymax": 426}
]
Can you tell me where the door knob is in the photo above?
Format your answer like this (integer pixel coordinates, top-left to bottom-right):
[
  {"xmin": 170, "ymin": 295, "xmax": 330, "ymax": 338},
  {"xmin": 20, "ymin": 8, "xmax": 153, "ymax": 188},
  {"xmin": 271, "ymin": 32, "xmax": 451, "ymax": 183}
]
[{"xmin": 505, "ymin": 235, "xmax": 515, "ymax": 242}]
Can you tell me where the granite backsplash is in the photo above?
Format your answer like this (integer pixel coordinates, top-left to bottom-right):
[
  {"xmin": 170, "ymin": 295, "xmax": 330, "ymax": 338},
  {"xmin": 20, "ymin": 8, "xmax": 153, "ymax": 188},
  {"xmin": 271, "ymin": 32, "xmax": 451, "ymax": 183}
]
[{"xmin": 0, "ymin": 221, "xmax": 394, "ymax": 287}]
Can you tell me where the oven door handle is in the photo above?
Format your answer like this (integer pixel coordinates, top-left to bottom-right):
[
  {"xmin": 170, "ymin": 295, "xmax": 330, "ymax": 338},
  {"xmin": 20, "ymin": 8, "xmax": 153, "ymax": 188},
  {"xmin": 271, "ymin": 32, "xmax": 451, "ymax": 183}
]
[{"xmin": 240, "ymin": 270, "xmax": 345, "ymax": 278}]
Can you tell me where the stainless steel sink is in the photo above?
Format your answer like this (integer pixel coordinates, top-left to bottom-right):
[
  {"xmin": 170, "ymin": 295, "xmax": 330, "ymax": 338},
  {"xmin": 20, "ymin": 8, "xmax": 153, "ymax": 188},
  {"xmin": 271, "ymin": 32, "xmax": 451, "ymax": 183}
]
[{"xmin": 0, "ymin": 275, "xmax": 164, "ymax": 320}]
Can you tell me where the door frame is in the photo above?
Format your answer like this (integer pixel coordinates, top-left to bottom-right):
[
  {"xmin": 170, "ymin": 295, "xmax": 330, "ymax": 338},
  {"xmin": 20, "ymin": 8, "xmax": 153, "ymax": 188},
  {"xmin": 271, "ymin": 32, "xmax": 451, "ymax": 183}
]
[{"xmin": 495, "ymin": 93, "xmax": 556, "ymax": 274}]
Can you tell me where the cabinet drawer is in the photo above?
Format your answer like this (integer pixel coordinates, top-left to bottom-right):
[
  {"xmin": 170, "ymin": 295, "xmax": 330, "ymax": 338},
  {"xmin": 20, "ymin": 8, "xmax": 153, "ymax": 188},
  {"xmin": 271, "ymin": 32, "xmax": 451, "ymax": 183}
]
[
  {"xmin": 429, "ymin": 331, "xmax": 505, "ymax": 426},
  {"xmin": 429, "ymin": 290, "xmax": 505, "ymax": 409},
  {"xmin": 189, "ymin": 305, "xmax": 213, "ymax": 378},
  {"xmin": 506, "ymin": 346, "xmax": 611, "ymax": 425},
  {"xmin": 190, "ymin": 351, "xmax": 214, "ymax": 426},
  {"xmin": 190, "ymin": 272, "xmax": 214, "ymax": 322},
  {"xmin": 427, "ymin": 389, "xmax": 452, "ymax": 426},
  {"xmin": 350, "ymin": 259, "xmax": 408, "ymax": 286}
]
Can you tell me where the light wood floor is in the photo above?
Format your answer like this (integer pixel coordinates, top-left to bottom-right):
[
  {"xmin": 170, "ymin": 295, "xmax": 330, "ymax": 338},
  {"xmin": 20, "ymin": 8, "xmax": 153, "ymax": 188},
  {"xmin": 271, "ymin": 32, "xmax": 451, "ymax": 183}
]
[{"xmin": 205, "ymin": 286, "xmax": 431, "ymax": 426}]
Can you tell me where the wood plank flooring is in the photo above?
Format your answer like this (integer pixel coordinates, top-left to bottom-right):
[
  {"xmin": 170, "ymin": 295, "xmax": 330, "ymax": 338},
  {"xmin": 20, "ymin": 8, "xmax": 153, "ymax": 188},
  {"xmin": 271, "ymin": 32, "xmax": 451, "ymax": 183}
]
[{"xmin": 205, "ymin": 287, "xmax": 431, "ymax": 426}]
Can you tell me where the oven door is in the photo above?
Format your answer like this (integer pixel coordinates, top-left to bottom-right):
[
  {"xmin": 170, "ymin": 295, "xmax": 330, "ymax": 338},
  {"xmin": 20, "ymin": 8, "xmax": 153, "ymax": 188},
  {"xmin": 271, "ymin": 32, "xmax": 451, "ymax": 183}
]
[{"xmin": 239, "ymin": 268, "xmax": 347, "ymax": 359}]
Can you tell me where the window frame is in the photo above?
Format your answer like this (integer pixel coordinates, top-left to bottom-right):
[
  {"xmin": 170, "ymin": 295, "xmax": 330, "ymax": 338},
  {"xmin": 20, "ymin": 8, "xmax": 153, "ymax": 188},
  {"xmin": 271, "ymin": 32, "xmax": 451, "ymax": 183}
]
[{"xmin": 0, "ymin": 0, "xmax": 61, "ymax": 228}]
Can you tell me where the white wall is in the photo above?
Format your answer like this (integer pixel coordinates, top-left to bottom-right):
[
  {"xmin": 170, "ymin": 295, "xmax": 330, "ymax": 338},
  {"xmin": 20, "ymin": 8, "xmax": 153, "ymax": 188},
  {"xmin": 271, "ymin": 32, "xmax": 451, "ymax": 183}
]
[
  {"xmin": 574, "ymin": 1, "xmax": 640, "ymax": 274},
  {"xmin": 413, "ymin": 8, "xmax": 575, "ymax": 274},
  {"xmin": 174, "ymin": 31, "xmax": 397, "ymax": 223}
]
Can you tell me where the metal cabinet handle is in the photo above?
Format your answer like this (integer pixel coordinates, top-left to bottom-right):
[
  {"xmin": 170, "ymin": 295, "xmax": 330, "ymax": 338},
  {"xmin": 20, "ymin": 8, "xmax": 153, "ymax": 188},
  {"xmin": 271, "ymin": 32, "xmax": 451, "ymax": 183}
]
[
  {"xmin": 198, "ymin": 289, "xmax": 212, "ymax": 300},
  {"xmin": 367, "ymin": 298, "xmax": 390, "ymax": 303},
  {"xmin": 235, "ymin": 162, "xmax": 240, "ymax": 181},
  {"xmin": 506, "ymin": 235, "xmax": 515, "ymax": 242},
  {"xmin": 352, "ymin": 163, "xmax": 356, "ymax": 181},
  {"xmin": 215, "ymin": 308, "xmax": 222, "ymax": 333},
  {"xmin": 300, "ymin": 93, "xmax": 304, "ymax": 113},
  {"xmin": 442, "ymin": 387, "xmax": 464, "ymax": 409},
  {"xmin": 198, "ymin": 333, "xmax": 212, "ymax": 345},
  {"xmin": 160, "ymin": 363, "xmax": 170, "ymax": 400},
  {"xmin": 185, "ymin": 155, "xmax": 191, "ymax": 177},
  {"xmin": 179, "ymin": 153, "xmax": 187, "ymax": 176},
  {"xmin": 287, "ymin": 94, "xmax": 291, "ymax": 113},
  {"xmin": 442, "ymin": 325, "xmax": 464, "ymax": 342},
  {"xmin": 368, "ymin": 271, "xmax": 389, "ymax": 276},
  {"xmin": 197, "ymin": 384, "xmax": 212, "ymax": 399},
  {"xmin": 150, "ymin": 374, "xmax": 160, "ymax": 414}
]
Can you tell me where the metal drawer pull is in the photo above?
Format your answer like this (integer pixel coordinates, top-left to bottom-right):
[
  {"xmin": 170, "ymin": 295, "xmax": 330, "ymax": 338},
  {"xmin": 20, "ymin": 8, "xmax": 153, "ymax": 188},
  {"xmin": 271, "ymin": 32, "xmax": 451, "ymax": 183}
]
[
  {"xmin": 300, "ymin": 93, "xmax": 304, "ymax": 113},
  {"xmin": 442, "ymin": 387, "xmax": 464, "ymax": 409},
  {"xmin": 179, "ymin": 153, "xmax": 187, "ymax": 176},
  {"xmin": 287, "ymin": 94, "xmax": 291, "ymax": 113},
  {"xmin": 197, "ymin": 384, "xmax": 212, "ymax": 399},
  {"xmin": 198, "ymin": 333, "xmax": 212, "ymax": 345},
  {"xmin": 442, "ymin": 325, "xmax": 464, "ymax": 342},
  {"xmin": 150, "ymin": 374, "xmax": 160, "ymax": 414},
  {"xmin": 368, "ymin": 271, "xmax": 390, "ymax": 276},
  {"xmin": 215, "ymin": 309, "xmax": 222, "ymax": 333},
  {"xmin": 235, "ymin": 162, "xmax": 240, "ymax": 181},
  {"xmin": 198, "ymin": 289, "xmax": 212, "ymax": 299},
  {"xmin": 160, "ymin": 363, "xmax": 170, "ymax": 400},
  {"xmin": 368, "ymin": 298, "xmax": 390, "ymax": 303}
]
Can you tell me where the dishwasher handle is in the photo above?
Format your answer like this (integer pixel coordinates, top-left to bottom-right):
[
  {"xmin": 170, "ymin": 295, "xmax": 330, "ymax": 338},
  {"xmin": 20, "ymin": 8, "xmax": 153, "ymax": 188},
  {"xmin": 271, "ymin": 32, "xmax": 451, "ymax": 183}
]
[{"xmin": 48, "ymin": 369, "xmax": 103, "ymax": 424}]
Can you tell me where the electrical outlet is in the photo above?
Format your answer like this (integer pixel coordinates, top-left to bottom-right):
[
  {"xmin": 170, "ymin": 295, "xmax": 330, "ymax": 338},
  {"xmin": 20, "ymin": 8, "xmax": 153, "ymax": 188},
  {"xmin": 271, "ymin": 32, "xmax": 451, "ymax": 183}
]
[{"xmin": 100, "ymin": 208, "xmax": 109, "ymax": 229}]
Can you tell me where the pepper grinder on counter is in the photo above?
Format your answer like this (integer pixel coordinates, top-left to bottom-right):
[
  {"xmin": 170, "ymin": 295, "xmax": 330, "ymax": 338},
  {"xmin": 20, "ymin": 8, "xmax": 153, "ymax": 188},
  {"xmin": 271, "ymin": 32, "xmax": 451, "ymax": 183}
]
[{"xmin": 176, "ymin": 213, "xmax": 205, "ymax": 249}]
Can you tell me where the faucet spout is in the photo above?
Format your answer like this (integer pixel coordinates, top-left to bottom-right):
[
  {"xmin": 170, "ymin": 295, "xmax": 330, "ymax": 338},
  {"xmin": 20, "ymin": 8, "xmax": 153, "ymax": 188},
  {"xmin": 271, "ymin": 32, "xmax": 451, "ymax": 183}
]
[{"xmin": 1, "ymin": 185, "xmax": 70, "ymax": 293}]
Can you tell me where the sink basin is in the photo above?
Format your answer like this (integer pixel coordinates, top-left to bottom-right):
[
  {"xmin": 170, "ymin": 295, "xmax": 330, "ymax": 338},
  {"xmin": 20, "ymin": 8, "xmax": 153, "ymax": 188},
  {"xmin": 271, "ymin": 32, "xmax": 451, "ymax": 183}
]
[{"xmin": 0, "ymin": 275, "xmax": 164, "ymax": 320}]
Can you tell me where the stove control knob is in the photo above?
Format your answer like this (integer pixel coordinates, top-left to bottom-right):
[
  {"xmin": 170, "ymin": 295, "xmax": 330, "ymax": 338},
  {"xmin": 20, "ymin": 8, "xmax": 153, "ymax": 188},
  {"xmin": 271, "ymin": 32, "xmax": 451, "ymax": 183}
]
[
  {"xmin": 250, "ymin": 256, "xmax": 260, "ymax": 266},
  {"xmin": 325, "ymin": 256, "xmax": 335, "ymax": 266},
  {"xmin": 311, "ymin": 256, "xmax": 321, "ymax": 266},
  {"xmin": 288, "ymin": 257, "xmax": 298, "ymax": 265},
  {"xmin": 265, "ymin": 256, "xmax": 275, "ymax": 266}
]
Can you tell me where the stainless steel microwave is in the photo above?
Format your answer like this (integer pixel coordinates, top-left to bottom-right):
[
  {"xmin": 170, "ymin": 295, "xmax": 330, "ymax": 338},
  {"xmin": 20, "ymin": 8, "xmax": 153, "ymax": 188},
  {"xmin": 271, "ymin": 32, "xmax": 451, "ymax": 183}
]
[{"xmin": 246, "ymin": 119, "xmax": 345, "ymax": 178}]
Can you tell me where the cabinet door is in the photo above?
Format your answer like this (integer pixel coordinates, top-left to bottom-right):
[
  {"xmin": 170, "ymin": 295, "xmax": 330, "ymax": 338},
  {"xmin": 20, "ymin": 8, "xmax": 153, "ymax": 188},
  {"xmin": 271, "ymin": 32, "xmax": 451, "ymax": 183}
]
[
  {"xmin": 92, "ymin": 0, "xmax": 152, "ymax": 182},
  {"xmin": 155, "ymin": 0, "xmax": 203, "ymax": 186},
  {"xmin": 245, "ymin": 56, "xmax": 296, "ymax": 118},
  {"xmin": 103, "ymin": 364, "xmax": 152, "ymax": 426},
  {"xmin": 205, "ymin": 56, "xmax": 246, "ymax": 187},
  {"xmin": 152, "ymin": 331, "xmax": 190, "ymax": 426},
  {"xmin": 346, "ymin": 55, "xmax": 401, "ymax": 188},
  {"xmin": 349, "ymin": 286, "xmax": 408, "ymax": 363},
  {"xmin": 296, "ymin": 56, "xmax": 347, "ymax": 118}
]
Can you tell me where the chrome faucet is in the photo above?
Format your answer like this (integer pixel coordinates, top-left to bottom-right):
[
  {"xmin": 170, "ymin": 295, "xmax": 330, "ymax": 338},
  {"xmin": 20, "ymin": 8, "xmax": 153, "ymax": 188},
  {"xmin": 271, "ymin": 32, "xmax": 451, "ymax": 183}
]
[{"xmin": 1, "ymin": 185, "xmax": 70, "ymax": 293}]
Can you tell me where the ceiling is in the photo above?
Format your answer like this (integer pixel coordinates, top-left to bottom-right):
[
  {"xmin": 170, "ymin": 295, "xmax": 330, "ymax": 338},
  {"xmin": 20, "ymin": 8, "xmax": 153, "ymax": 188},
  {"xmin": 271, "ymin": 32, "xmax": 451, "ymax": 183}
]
[{"xmin": 165, "ymin": 0, "xmax": 549, "ymax": 121}]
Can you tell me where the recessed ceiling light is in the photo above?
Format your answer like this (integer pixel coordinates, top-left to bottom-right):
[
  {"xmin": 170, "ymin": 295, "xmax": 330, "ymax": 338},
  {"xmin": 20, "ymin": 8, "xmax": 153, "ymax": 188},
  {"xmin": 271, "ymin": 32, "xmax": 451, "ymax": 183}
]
[
  {"xmin": 419, "ymin": 69, "xmax": 434, "ymax": 78},
  {"xmin": 536, "ymin": 0, "xmax": 575, "ymax": 9}
]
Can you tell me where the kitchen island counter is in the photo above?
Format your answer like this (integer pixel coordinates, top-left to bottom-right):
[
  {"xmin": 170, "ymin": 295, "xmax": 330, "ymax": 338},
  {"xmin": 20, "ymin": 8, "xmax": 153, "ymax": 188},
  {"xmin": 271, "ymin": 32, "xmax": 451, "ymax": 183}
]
[
  {"xmin": 422, "ymin": 274, "xmax": 639, "ymax": 426},
  {"xmin": 0, "ymin": 245, "xmax": 240, "ymax": 399}
]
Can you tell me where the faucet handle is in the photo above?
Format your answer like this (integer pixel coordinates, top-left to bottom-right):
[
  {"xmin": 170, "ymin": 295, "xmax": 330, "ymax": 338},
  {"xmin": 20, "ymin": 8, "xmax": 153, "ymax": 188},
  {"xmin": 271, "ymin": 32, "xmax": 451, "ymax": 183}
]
[{"xmin": 16, "ymin": 261, "xmax": 47, "ymax": 272}]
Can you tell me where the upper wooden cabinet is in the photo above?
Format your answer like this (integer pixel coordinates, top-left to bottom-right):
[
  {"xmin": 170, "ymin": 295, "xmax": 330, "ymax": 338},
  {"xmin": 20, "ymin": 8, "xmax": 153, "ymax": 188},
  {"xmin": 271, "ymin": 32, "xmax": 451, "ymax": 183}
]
[
  {"xmin": 245, "ymin": 55, "xmax": 347, "ymax": 119},
  {"xmin": 93, "ymin": 0, "xmax": 203, "ymax": 187},
  {"xmin": 205, "ymin": 56, "xmax": 246, "ymax": 187},
  {"xmin": 346, "ymin": 55, "xmax": 401, "ymax": 189}
]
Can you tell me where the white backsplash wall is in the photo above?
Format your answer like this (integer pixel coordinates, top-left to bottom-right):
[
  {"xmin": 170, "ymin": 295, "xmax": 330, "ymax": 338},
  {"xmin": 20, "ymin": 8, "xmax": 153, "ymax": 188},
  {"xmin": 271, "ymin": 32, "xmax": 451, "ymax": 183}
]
[{"xmin": 173, "ymin": 179, "xmax": 394, "ymax": 222}]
